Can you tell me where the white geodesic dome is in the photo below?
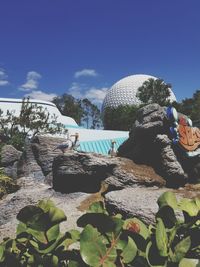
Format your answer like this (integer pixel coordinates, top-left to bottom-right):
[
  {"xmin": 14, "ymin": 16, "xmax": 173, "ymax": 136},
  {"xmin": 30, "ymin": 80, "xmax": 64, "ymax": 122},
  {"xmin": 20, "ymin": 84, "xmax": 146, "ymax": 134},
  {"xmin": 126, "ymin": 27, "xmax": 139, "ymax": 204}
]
[{"xmin": 102, "ymin": 74, "xmax": 176, "ymax": 111}]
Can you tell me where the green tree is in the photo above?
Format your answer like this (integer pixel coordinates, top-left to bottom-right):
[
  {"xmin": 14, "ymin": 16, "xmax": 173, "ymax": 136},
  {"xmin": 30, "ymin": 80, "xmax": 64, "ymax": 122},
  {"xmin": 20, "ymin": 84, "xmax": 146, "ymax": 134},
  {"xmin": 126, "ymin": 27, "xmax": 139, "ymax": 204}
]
[
  {"xmin": 53, "ymin": 94, "xmax": 83, "ymax": 125},
  {"xmin": 0, "ymin": 98, "xmax": 66, "ymax": 150},
  {"xmin": 137, "ymin": 78, "xmax": 171, "ymax": 106},
  {"xmin": 103, "ymin": 105, "xmax": 138, "ymax": 130},
  {"xmin": 175, "ymin": 90, "xmax": 200, "ymax": 123},
  {"xmin": 81, "ymin": 98, "xmax": 101, "ymax": 129}
]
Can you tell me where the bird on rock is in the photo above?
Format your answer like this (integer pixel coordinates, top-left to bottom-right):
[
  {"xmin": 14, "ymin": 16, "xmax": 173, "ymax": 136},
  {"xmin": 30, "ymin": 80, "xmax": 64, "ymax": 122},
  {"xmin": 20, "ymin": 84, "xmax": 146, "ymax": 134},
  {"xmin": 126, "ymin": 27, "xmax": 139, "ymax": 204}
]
[
  {"xmin": 108, "ymin": 140, "xmax": 117, "ymax": 157},
  {"xmin": 53, "ymin": 140, "xmax": 72, "ymax": 153},
  {"xmin": 71, "ymin": 133, "xmax": 80, "ymax": 150}
]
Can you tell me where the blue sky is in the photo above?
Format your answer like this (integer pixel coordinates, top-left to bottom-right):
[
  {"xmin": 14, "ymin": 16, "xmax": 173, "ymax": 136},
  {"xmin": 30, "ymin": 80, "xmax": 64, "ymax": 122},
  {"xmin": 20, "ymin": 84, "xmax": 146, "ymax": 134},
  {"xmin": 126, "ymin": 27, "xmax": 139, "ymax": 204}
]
[{"xmin": 0, "ymin": 0, "xmax": 200, "ymax": 105}]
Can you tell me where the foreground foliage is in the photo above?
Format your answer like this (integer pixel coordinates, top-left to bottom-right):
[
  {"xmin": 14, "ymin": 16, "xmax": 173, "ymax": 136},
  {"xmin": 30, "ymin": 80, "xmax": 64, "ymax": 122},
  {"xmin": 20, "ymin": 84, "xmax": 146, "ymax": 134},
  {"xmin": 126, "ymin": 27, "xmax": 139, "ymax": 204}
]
[
  {"xmin": 0, "ymin": 192, "xmax": 199, "ymax": 266},
  {"xmin": 0, "ymin": 168, "xmax": 19, "ymax": 199}
]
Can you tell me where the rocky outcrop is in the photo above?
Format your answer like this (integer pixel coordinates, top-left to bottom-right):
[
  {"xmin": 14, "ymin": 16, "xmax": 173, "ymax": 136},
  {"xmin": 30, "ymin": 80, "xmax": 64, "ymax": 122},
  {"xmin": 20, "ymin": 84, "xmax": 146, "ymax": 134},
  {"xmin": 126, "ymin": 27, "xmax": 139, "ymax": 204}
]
[
  {"xmin": 31, "ymin": 135, "xmax": 67, "ymax": 183},
  {"xmin": 118, "ymin": 104, "xmax": 200, "ymax": 186},
  {"xmin": 1, "ymin": 145, "xmax": 22, "ymax": 179},
  {"xmin": 0, "ymin": 176, "xmax": 89, "ymax": 241},
  {"xmin": 52, "ymin": 151, "xmax": 166, "ymax": 193}
]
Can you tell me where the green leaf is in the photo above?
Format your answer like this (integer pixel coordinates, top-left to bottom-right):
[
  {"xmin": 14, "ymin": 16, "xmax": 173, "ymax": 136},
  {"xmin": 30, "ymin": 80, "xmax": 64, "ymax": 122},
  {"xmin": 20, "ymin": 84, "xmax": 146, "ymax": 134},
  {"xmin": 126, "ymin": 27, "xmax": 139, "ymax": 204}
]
[
  {"xmin": 155, "ymin": 218, "xmax": 168, "ymax": 257},
  {"xmin": 39, "ymin": 200, "xmax": 67, "ymax": 225},
  {"xmin": 77, "ymin": 213, "xmax": 117, "ymax": 234},
  {"xmin": 68, "ymin": 260, "xmax": 81, "ymax": 267},
  {"xmin": 172, "ymin": 236, "xmax": 191, "ymax": 262},
  {"xmin": 80, "ymin": 225, "xmax": 117, "ymax": 267},
  {"xmin": 121, "ymin": 237, "xmax": 137, "ymax": 263},
  {"xmin": 179, "ymin": 258, "xmax": 200, "ymax": 267},
  {"xmin": 68, "ymin": 229, "xmax": 80, "ymax": 242},
  {"xmin": 88, "ymin": 201, "xmax": 107, "ymax": 214},
  {"xmin": 34, "ymin": 233, "xmax": 68, "ymax": 254},
  {"xmin": 16, "ymin": 222, "xmax": 27, "ymax": 235},
  {"xmin": 0, "ymin": 245, "xmax": 5, "ymax": 262},
  {"xmin": 46, "ymin": 224, "xmax": 60, "ymax": 242},
  {"xmin": 157, "ymin": 191, "xmax": 178, "ymax": 209},
  {"xmin": 17, "ymin": 205, "xmax": 47, "ymax": 231},
  {"xmin": 146, "ymin": 241, "xmax": 167, "ymax": 267},
  {"xmin": 179, "ymin": 199, "xmax": 199, "ymax": 217},
  {"xmin": 156, "ymin": 206, "xmax": 177, "ymax": 229},
  {"xmin": 195, "ymin": 198, "xmax": 200, "ymax": 209}
]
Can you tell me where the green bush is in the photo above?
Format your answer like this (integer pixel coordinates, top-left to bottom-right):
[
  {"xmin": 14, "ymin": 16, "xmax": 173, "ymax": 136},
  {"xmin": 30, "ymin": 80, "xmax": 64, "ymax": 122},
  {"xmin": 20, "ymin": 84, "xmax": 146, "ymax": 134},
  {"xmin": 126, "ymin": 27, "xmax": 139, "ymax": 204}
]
[
  {"xmin": 0, "ymin": 192, "xmax": 199, "ymax": 266},
  {"xmin": 0, "ymin": 168, "xmax": 19, "ymax": 199}
]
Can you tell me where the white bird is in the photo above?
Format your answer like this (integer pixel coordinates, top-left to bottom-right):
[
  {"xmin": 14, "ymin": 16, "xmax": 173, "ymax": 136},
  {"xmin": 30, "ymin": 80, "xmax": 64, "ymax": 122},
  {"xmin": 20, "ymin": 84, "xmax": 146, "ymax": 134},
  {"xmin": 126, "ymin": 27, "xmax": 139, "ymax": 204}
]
[
  {"xmin": 108, "ymin": 140, "xmax": 117, "ymax": 157},
  {"xmin": 53, "ymin": 140, "xmax": 72, "ymax": 153},
  {"xmin": 70, "ymin": 133, "xmax": 80, "ymax": 151}
]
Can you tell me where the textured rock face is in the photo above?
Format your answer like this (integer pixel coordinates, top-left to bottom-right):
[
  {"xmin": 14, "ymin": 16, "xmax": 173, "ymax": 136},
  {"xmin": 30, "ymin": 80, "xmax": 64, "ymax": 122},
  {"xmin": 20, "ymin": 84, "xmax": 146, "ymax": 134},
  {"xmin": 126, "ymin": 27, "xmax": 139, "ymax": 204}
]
[
  {"xmin": 1, "ymin": 145, "xmax": 22, "ymax": 179},
  {"xmin": 52, "ymin": 151, "xmax": 166, "ymax": 193},
  {"xmin": 53, "ymin": 152, "xmax": 116, "ymax": 193},
  {"xmin": 119, "ymin": 104, "xmax": 200, "ymax": 187},
  {"xmin": 105, "ymin": 185, "xmax": 200, "ymax": 225},
  {"xmin": 118, "ymin": 104, "xmax": 200, "ymax": 186}
]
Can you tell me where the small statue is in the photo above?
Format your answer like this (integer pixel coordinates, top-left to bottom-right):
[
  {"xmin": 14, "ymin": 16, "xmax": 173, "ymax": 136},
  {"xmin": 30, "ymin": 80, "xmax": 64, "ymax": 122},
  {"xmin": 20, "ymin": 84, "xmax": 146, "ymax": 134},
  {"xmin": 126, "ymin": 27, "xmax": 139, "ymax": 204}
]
[
  {"xmin": 108, "ymin": 140, "xmax": 117, "ymax": 157},
  {"xmin": 70, "ymin": 133, "xmax": 80, "ymax": 151}
]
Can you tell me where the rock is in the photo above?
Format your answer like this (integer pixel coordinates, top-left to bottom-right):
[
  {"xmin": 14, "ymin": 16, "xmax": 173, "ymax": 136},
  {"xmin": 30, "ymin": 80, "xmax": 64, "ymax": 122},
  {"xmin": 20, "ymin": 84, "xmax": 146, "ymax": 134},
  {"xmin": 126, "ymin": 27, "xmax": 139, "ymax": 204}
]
[
  {"xmin": 0, "ymin": 176, "xmax": 89, "ymax": 242},
  {"xmin": 1, "ymin": 145, "xmax": 22, "ymax": 166},
  {"xmin": 118, "ymin": 104, "xmax": 200, "ymax": 186},
  {"xmin": 105, "ymin": 187, "xmax": 167, "ymax": 225},
  {"xmin": 31, "ymin": 135, "xmax": 68, "ymax": 183},
  {"xmin": 52, "ymin": 151, "xmax": 165, "ymax": 193},
  {"xmin": 105, "ymin": 185, "xmax": 200, "ymax": 225},
  {"xmin": 1, "ymin": 145, "xmax": 22, "ymax": 179},
  {"xmin": 52, "ymin": 152, "xmax": 117, "ymax": 193}
]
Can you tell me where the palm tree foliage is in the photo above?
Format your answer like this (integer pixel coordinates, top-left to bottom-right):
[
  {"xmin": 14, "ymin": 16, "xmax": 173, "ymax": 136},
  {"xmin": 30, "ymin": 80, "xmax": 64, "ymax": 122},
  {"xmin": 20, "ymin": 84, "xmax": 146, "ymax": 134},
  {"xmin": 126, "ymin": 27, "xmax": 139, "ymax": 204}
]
[{"xmin": 137, "ymin": 78, "xmax": 171, "ymax": 106}]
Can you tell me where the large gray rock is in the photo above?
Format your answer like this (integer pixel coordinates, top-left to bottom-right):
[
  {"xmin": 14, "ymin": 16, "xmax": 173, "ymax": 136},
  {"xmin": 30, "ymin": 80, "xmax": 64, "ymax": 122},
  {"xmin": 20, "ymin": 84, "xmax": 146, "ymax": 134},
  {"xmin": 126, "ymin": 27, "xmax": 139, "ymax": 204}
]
[
  {"xmin": 105, "ymin": 185, "xmax": 200, "ymax": 225},
  {"xmin": 105, "ymin": 187, "xmax": 167, "ymax": 225},
  {"xmin": 1, "ymin": 145, "xmax": 22, "ymax": 179},
  {"xmin": 52, "ymin": 151, "xmax": 165, "ymax": 193},
  {"xmin": 0, "ymin": 176, "xmax": 89, "ymax": 242},
  {"xmin": 118, "ymin": 104, "xmax": 200, "ymax": 186}
]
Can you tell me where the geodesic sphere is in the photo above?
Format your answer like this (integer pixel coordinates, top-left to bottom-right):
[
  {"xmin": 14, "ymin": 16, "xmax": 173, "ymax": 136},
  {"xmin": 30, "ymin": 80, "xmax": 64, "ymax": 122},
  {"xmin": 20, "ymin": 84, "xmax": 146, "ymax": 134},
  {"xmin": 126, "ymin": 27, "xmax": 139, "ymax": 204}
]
[{"xmin": 102, "ymin": 74, "xmax": 176, "ymax": 111}]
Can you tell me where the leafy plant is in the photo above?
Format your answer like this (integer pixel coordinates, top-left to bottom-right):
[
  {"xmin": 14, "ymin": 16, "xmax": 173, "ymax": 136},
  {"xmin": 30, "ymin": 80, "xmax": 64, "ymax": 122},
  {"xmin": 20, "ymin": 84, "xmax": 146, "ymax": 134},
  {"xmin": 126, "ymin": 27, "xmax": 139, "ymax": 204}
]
[
  {"xmin": 0, "ymin": 168, "xmax": 19, "ymax": 199},
  {"xmin": 0, "ymin": 97, "xmax": 67, "ymax": 151},
  {"xmin": 0, "ymin": 192, "xmax": 199, "ymax": 266}
]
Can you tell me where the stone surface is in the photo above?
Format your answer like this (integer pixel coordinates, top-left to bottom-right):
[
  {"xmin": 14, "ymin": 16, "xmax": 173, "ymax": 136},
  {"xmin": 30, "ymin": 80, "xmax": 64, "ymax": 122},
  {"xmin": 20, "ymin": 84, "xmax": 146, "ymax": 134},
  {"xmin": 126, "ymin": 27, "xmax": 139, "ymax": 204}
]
[
  {"xmin": 118, "ymin": 104, "xmax": 200, "ymax": 185},
  {"xmin": 105, "ymin": 185, "xmax": 200, "ymax": 225},
  {"xmin": 31, "ymin": 135, "xmax": 68, "ymax": 183},
  {"xmin": 52, "ymin": 152, "xmax": 166, "ymax": 193},
  {"xmin": 0, "ymin": 176, "xmax": 89, "ymax": 242},
  {"xmin": 1, "ymin": 145, "xmax": 22, "ymax": 179}
]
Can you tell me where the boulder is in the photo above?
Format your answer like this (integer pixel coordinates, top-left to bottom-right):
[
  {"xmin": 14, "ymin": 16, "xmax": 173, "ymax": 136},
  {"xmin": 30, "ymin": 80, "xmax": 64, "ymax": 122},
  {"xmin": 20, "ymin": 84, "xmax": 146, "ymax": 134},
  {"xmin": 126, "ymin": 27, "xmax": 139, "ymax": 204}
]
[
  {"xmin": 105, "ymin": 185, "xmax": 200, "ymax": 225},
  {"xmin": 52, "ymin": 151, "xmax": 165, "ymax": 193},
  {"xmin": 31, "ymin": 135, "xmax": 68, "ymax": 183},
  {"xmin": 118, "ymin": 104, "xmax": 200, "ymax": 186},
  {"xmin": 1, "ymin": 145, "xmax": 22, "ymax": 179}
]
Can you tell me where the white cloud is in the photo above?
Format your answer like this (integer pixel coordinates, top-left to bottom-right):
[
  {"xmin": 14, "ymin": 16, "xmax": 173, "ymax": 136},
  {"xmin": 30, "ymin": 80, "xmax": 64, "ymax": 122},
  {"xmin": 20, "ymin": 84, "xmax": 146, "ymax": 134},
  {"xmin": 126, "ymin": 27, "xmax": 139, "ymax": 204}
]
[
  {"xmin": 0, "ymin": 69, "xmax": 9, "ymax": 86},
  {"xmin": 68, "ymin": 82, "xmax": 84, "ymax": 98},
  {"xmin": 20, "ymin": 71, "xmax": 42, "ymax": 91},
  {"xmin": 24, "ymin": 90, "xmax": 57, "ymax": 101},
  {"xmin": 68, "ymin": 82, "xmax": 108, "ymax": 104},
  {"xmin": 74, "ymin": 68, "xmax": 98, "ymax": 78}
]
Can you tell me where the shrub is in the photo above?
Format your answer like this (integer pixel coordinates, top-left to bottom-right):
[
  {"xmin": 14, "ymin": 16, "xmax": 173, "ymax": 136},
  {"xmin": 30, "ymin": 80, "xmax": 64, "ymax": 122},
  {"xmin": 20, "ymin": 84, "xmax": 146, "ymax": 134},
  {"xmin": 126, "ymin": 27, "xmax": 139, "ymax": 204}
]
[
  {"xmin": 0, "ymin": 192, "xmax": 199, "ymax": 266},
  {"xmin": 0, "ymin": 168, "xmax": 19, "ymax": 199}
]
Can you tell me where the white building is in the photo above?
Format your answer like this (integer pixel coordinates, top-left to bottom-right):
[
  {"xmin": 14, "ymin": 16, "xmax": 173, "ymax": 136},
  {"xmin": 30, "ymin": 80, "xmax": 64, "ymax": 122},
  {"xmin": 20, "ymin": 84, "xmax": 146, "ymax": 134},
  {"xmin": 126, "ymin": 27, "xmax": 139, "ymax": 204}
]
[
  {"xmin": 102, "ymin": 74, "xmax": 176, "ymax": 112},
  {"xmin": 0, "ymin": 98, "xmax": 128, "ymax": 155}
]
